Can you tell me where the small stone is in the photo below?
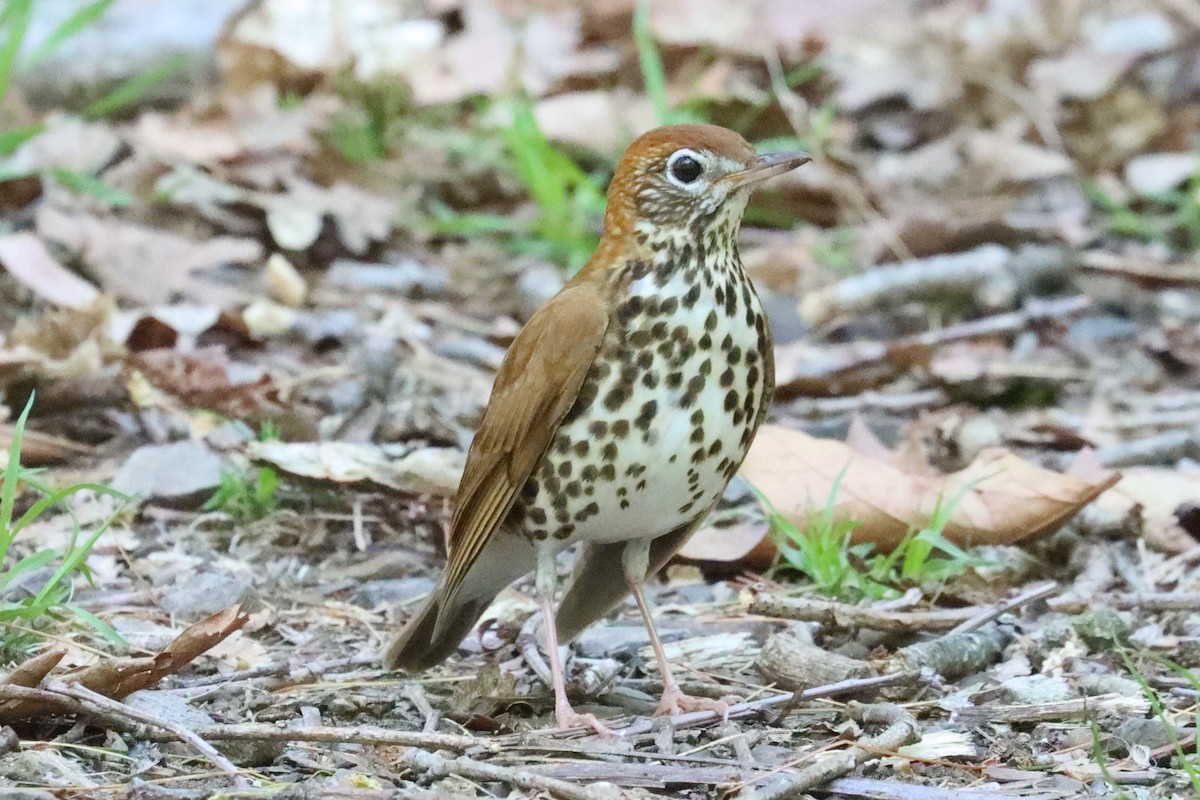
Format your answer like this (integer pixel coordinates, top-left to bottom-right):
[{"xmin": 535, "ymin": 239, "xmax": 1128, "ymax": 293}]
[
  {"xmin": 110, "ymin": 440, "xmax": 224, "ymax": 505},
  {"xmin": 1077, "ymin": 674, "xmax": 1145, "ymax": 698},
  {"xmin": 1109, "ymin": 717, "xmax": 1178, "ymax": 756},
  {"xmin": 264, "ymin": 252, "xmax": 308, "ymax": 306},
  {"xmin": 1072, "ymin": 607, "xmax": 1131, "ymax": 649},
  {"xmin": 350, "ymin": 577, "xmax": 434, "ymax": 609},
  {"xmin": 1125, "ymin": 152, "xmax": 1196, "ymax": 196},
  {"xmin": 159, "ymin": 571, "xmax": 253, "ymax": 617},
  {"xmin": 1000, "ymin": 674, "xmax": 1075, "ymax": 705},
  {"xmin": 0, "ymin": 750, "xmax": 94, "ymax": 788},
  {"xmin": 243, "ymin": 298, "xmax": 298, "ymax": 337},
  {"xmin": 124, "ymin": 690, "xmax": 215, "ymax": 729}
]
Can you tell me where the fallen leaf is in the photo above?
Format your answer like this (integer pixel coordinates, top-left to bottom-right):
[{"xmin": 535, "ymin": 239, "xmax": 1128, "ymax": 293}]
[
  {"xmin": 740, "ymin": 424, "xmax": 1119, "ymax": 553},
  {"xmin": 534, "ymin": 90, "xmax": 656, "ymax": 156},
  {"xmin": 0, "ymin": 232, "xmax": 100, "ymax": 309},
  {"xmin": 1090, "ymin": 468, "xmax": 1200, "ymax": 553},
  {"xmin": 71, "ymin": 605, "xmax": 250, "ymax": 700},
  {"xmin": 130, "ymin": 347, "xmax": 314, "ymax": 437},
  {"xmin": 246, "ymin": 440, "xmax": 463, "ymax": 496},
  {"xmin": 131, "ymin": 86, "xmax": 341, "ymax": 164},
  {"xmin": 0, "ymin": 299, "xmax": 122, "ymax": 383},
  {"xmin": 678, "ymin": 519, "xmax": 774, "ymax": 570},
  {"xmin": 0, "ymin": 606, "xmax": 249, "ymax": 720},
  {"xmin": 1124, "ymin": 152, "xmax": 1197, "ymax": 196},
  {"xmin": 0, "ymin": 425, "xmax": 92, "ymax": 466},
  {"xmin": 4, "ymin": 114, "xmax": 122, "ymax": 175},
  {"xmin": 37, "ymin": 207, "xmax": 262, "ymax": 307}
]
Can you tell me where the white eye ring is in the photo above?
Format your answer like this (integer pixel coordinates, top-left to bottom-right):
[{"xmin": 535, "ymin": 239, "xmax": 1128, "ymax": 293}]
[{"xmin": 665, "ymin": 149, "xmax": 705, "ymax": 190}]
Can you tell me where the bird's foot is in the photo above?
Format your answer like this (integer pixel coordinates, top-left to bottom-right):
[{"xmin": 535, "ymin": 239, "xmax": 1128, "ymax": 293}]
[
  {"xmin": 654, "ymin": 684, "xmax": 736, "ymax": 717},
  {"xmin": 555, "ymin": 703, "xmax": 615, "ymax": 737}
]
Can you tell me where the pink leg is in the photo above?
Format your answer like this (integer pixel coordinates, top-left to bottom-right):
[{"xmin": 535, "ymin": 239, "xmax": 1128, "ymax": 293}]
[
  {"xmin": 536, "ymin": 549, "xmax": 612, "ymax": 735},
  {"xmin": 628, "ymin": 579, "xmax": 734, "ymax": 717}
]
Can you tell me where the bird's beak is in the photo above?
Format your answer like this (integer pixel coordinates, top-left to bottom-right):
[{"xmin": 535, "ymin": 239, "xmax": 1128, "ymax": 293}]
[{"xmin": 723, "ymin": 151, "xmax": 811, "ymax": 190}]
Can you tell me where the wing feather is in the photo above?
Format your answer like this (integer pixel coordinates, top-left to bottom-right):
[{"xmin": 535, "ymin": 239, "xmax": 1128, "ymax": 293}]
[{"xmin": 441, "ymin": 283, "xmax": 609, "ymax": 601}]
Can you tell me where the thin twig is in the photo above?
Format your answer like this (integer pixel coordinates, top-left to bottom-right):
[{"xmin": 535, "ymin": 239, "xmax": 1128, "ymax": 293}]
[
  {"xmin": 404, "ymin": 749, "xmax": 622, "ymax": 800},
  {"xmin": 610, "ymin": 672, "xmax": 912, "ymax": 738},
  {"xmin": 947, "ymin": 581, "xmax": 1058, "ymax": 635},
  {"xmin": 0, "ymin": 683, "xmax": 242, "ymax": 778},
  {"xmin": 182, "ymin": 721, "xmax": 496, "ymax": 753},
  {"xmin": 52, "ymin": 682, "xmax": 243, "ymax": 776},
  {"xmin": 738, "ymin": 702, "xmax": 921, "ymax": 799}
]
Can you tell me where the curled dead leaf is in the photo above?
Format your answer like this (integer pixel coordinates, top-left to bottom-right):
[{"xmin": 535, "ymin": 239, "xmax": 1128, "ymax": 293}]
[
  {"xmin": 739, "ymin": 424, "xmax": 1120, "ymax": 553},
  {"xmin": 246, "ymin": 440, "xmax": 464, "ymax": 496}
]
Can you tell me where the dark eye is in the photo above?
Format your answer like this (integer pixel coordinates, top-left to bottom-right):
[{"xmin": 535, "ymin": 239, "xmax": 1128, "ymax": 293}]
[{"xmin": 668, "ymin": 154, "xmax": 703, "ymax": 184}]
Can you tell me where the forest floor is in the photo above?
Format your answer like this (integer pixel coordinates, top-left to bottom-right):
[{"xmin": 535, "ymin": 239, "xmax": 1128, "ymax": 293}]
[{"xmin": 0, "ymin": 1, "xmax": 1199, "ymax": 798}]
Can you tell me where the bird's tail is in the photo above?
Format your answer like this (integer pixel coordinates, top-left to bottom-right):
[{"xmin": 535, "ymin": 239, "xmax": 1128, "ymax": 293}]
[
  {"xmin": 382, "ymin": 529, "xmax": 538, "ymax": 672},
  {"xmin": 382, "ymin": 583, "xmax": 492, "ymax": 672}
]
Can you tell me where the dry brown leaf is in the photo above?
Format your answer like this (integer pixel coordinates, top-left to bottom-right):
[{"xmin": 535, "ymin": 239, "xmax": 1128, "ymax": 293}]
[
  {"xmin": 0, "ymin": 607, "xmax": 248, "ymax": 721},
  {"xmin": 740, "ymin": 424, "xmax": 1119, "ymax": 552},
  {"xmin": 534, "ymin": 90, "xmax": 656, "ymax": 155},
  {"xmin": 69, "ymin": 604, "xmax": 250, "ymax": 700},
  {"xmin": 130, "ymin": 346, "xmax": 315, "ymax": 438},
  {"xmin": 0, "ymin": 232, "xmax": 100, "ymax": 309},
  {"xmin": 37, "ymin": 207, "xmax": 262, "ymax": 307},
  {"xmin": 0, "ymin": 425, "xmax": 92, "ymax": 466},
  {"xmin": 0, "ymin": 298, "xmax": 123, "ymax": 384},
  {"xmin": 648, "ymin": 0, "xmax": 902, "ymax": 56},
  {"xmin": 1, "ymin": 648, "xmax": 66, "ymax": 689},
  {"xmin": 6, "ymin": 114, "xmax": 122, "ymax": 175},
  {"xmin": 678, "ymin": 520, "xmax": 775, "ymax": 570}
]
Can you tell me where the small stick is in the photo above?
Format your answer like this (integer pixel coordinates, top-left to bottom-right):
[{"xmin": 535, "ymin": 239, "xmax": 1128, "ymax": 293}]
[
  {"xmin": 1049, "ymin": 591, "xmax": 1200, "ymax": 613},
  {"xmin": 404, "ymin": 749, "xmax": 622, "ymax": 800},
  {"xmin": 0, "ymin": 683, "xmax": 242, "ymax": 778},
  {"xmin": 185, "ymin": 721, "xmax": 496, "ymax": 753},
  {"xmin": 174, "ymin": 654, "xmax": 379, "ymax": 688},
  {"xmin": 611, "ymin": 672, "xmax": 912, "ymax": 738},
  {"xmin": 51, "ymin": 682, "xmax": 242, "ymax": 777},
  {"xmin": 952, "ymin": 693, "xmax": 1149, "ymax": 726},
  {"xmin": 738, "ymin": 702, "xmax": 920, "ymax": 800},
  {"xmin": 893, "ymin": 622, "xmax": 1011, "ymax": 681},
  {"xmin": 946, "ymin": 581, "xmax": 1057, "ymax": 635},
  {"xmin": 748, "ymin": 592, "xmax": 977, "ymax": 633}
]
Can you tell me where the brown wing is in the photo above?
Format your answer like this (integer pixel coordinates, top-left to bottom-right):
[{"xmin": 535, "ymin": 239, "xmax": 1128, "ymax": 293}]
[{"xmin": 441, "ymin": 282, "xmax": 610, "ymax": 603}]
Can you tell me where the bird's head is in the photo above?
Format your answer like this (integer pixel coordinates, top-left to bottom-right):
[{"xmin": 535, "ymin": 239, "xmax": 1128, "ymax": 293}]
[{"xmin": 601, "ymin": 124, "xmax": 810, "ymax": 244}]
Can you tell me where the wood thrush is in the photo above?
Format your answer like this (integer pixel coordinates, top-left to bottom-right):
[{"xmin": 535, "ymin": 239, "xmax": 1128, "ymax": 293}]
[{"xmin": 383, "ymin": 124, "xmax": 810, "ymax": 732}]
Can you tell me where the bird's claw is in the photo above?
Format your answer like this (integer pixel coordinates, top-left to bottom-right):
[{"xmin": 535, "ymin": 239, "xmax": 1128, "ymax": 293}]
[
  {"xmin": 654, "ymin": 685, "xmax": 736, "ymax": 717},
  {"xmin": 555, "ymin": 706, "xmax": 615, "ymax": 737}
]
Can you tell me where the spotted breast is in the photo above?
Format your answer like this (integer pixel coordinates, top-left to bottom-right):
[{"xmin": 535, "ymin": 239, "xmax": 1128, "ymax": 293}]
[{"xmin": 512, "ymin": 207, "xmax": 773, "ymax": 548}]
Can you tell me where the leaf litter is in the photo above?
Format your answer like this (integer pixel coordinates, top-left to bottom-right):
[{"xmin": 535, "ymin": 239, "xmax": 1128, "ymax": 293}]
[{"xmin": 0, "ymin": 0, "xmax": 1198, "ymax": 797}]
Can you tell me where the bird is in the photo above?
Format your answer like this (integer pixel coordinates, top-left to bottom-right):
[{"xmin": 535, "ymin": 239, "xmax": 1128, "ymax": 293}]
[{"xmin": 383, "ymin": 124, "xmax": 810, "ymax": 733}]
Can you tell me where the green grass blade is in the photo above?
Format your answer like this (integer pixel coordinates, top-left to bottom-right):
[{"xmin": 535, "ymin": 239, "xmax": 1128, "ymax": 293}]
[
  {"xmin": 0, "ymin": 395, "xmax": 35, "ymax": 555},
  {"xmin": 0, "ymin": 548, "xmax": 58, "ymax": 593},
  {"xmin": 25, "ymin": 0, "xmax": 113, "ymax": 66},
  {"xmin": 49, "ymin": 168, "xmax": 133, "ymax": 207},
  {"xmin": 0, "ymin": 123, "xmax": 42, "ymax": 157},
  {"xmin": 84, "ymin": 53, "xmax": 188, "ymax": 118},
  {"xmin": 66, "ymin": 603, "xmax": 126, "ymax": 646},
  {"xmin": 632, "ymin": 0, "xmax": 671, "ymax": 125},
  {"xmin": 0, "ymin": 0, "xmax": 34, "ymax": 105},
  {"xmin": 10, "ymin": 482, "xmax": 128, "ymax": 538}
]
